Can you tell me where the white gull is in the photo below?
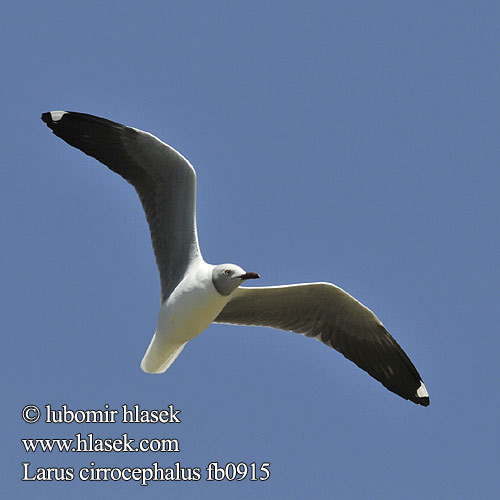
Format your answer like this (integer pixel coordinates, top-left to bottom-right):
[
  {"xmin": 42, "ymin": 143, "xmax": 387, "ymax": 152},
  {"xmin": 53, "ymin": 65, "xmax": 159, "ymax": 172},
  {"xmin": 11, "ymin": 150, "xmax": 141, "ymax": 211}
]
[{"xmin": 42, "ymin": 111, "xmax": 429, "ymax": 406}]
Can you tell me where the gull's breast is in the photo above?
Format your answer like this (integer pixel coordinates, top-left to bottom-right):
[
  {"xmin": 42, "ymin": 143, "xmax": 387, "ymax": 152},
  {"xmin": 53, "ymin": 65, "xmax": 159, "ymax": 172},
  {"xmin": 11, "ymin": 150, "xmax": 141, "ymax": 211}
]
[{"xmin": 156, "ymin": 277, "xmax": 229, "ymax": 344}]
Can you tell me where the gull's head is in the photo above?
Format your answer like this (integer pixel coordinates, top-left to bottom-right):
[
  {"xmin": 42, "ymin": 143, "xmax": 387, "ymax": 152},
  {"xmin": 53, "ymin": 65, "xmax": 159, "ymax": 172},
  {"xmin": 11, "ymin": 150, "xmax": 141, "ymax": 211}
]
[{"xmin": 212, "ymin": 264, "xmax": 260, "ymax": 296}]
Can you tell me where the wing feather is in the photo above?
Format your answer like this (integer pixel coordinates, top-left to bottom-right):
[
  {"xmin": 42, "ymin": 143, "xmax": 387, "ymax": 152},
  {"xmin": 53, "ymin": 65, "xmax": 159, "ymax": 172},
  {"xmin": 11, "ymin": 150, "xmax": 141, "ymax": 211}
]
[
  {"xmin": 215, "ymin": 283, "xmax": 429, "ymax": 406},
  {"xmin": 42, "ymin": 111, "xmax": 201, "ymax": 301}
]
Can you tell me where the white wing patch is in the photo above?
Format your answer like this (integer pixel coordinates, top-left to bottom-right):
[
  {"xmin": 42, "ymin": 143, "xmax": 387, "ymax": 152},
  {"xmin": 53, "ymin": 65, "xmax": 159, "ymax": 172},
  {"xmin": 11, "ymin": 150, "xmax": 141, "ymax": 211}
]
[
  {"xmin": 49, "ymin": 111, "xmax": 68, "ymax": 122},
  {"xmin": 417, "ymin": 382, "xmax": 429, "ymax": 398}
]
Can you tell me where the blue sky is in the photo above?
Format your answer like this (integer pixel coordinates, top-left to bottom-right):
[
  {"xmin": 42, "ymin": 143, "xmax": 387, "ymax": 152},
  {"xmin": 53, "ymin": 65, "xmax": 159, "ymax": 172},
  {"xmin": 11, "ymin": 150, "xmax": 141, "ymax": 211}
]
[{"xmin": 2, "ymin": 1, "xmax": 499, "ymax": 498}]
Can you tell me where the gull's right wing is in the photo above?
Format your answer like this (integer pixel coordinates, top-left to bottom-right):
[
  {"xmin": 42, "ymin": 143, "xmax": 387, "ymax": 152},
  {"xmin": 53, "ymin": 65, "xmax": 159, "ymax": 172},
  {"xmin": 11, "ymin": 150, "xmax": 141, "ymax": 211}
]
[{"xmin": 42, "ymin": 111, "xmax": 202, "ymax": 302}]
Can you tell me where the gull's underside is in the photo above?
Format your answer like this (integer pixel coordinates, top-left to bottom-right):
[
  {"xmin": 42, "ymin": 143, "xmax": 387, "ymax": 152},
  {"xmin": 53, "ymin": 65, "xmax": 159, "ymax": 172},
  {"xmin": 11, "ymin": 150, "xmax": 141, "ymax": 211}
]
[{"xmin": 42, "ymin": 110, "xmax": 430, "ymax": 406}]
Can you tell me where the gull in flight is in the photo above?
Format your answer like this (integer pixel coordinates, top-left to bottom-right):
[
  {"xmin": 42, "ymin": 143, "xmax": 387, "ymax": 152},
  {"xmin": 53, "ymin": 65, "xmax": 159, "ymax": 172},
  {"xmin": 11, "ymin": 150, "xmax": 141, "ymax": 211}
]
[{"xmin": 42, "ymin": 111, "xmax": 429, "ymax": 406}]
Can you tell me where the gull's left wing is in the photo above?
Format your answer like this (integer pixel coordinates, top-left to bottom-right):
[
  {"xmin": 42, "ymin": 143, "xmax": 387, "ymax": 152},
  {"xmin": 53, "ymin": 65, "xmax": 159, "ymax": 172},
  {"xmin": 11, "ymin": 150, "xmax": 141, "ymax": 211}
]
[{"xmin": 215, "ymin": 283, "xmax": 429, "ymax": 406}]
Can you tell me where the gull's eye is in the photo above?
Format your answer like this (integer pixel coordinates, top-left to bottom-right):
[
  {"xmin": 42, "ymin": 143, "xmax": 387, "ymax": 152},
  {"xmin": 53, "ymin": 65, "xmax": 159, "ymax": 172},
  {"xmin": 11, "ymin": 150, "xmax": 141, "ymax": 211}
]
[{"xmin": 224, "ymin": 269, "xmax": 231, "ymax": 275}]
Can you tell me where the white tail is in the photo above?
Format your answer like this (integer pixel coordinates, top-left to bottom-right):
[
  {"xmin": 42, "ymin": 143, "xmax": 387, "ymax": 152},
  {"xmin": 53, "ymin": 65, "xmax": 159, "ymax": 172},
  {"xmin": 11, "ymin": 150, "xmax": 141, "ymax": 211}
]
[{"xmin": 140, "ymin": 331, "xmax": 187, "ymax": 374}]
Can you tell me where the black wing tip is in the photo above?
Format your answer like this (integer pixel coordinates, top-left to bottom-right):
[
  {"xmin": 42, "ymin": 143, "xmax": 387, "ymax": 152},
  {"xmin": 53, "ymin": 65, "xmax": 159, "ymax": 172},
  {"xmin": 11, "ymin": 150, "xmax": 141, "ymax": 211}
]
[
  {"xmin": 41, "ymin": 111, "xmax": 131, "ymax": 135},
  {"xmin": 410, "ymin": 381, "xmax": 430, "ymax": 406},
  {"xmin": 413, "ymin": 395, "xmax": 430, "ymax": 407},
  {"xmin": 380, "ymin": 380, "xmax": 429, "ymax": 406}
]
